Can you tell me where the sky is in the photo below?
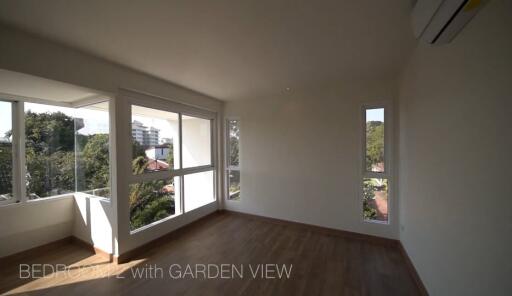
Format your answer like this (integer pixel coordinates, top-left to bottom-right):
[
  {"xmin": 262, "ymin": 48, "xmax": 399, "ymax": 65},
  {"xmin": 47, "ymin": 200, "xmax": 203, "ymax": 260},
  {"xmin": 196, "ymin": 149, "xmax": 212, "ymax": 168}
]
[
  {"xmin": 366, "ymin": 108, "xmax": 384, "ymax": 122},
  {"xmin": 0, "ymin": 101, "xmax": 12, "ymax": 139}
]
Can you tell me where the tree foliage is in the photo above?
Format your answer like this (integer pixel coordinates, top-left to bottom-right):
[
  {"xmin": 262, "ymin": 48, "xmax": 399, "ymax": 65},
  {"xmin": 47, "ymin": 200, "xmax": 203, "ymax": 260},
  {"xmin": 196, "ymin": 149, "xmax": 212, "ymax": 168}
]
[
  {"xmin": 0, "ymin": 143, "xmax": 12, "ymax": 196},
  {"xmin": 25, "ymin": 111, "xmax": 76, "ymax": 197},
  {"xmin": 129, "ymin": 157, "xmax": 174, "ymax": 230},
  {"xmin": 80, "ymin": 134, "xmax": 110, "ymax": 192},
  {"xmin": 229, "ymin": 121, "xmax": 240, "ymax": 166},
  {"xmin": 366, "ymin": 121, "xmax": 384, "ymax": 171}
]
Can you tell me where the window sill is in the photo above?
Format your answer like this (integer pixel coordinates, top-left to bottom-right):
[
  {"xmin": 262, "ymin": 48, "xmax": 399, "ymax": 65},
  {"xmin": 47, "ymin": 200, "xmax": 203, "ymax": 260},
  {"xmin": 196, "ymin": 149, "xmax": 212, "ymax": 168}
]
[
  {"xmin": 363, "ymin": 219, "xmax": 389, "ymax": 225},
  {"xmin": 0, "ymin": 194, "xmax": 74, "ymax": 208}
]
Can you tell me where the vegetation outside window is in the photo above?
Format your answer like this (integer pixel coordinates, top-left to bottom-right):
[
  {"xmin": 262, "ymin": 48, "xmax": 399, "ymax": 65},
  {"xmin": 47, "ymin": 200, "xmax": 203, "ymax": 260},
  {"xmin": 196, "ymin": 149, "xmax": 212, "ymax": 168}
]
[
  {"xmin": 362, "ymin": 107, "xmax": 390, "ymax": 223},
  {"xmin": 129, "ymin": 104, "xmax": 215, "ymax": 232},
  {"xmin": 226, "ymin": 119, "xmax": 240, "ymax": 200},
  {"xmin": 24, "ymin": 102, "xmax": 110, "ymax": 199},
  {"xmin": 0, "ymin": 99, "xmax": 111, "ymax": 204},
  {"xmin": 75, "ymin": 102, "xmax": 110, "ymax": 198}
]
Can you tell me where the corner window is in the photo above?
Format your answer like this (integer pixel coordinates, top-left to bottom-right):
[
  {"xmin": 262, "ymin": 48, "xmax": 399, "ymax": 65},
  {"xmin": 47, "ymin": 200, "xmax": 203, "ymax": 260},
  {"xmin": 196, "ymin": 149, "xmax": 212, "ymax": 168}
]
[
  {"xmin": 362, "ymin": 107, "xmax": 390, "ymax": 223},
  {"xmin": 1, "ymin": 99, "xmax": 111, "ymax": 204},
  {"xmin": 226, "ymin": 119, "xmax": 240, "ymax": 200},
  {"xmin": 24, "ymin": 102, "xmax": 110, "ymax": 199}
]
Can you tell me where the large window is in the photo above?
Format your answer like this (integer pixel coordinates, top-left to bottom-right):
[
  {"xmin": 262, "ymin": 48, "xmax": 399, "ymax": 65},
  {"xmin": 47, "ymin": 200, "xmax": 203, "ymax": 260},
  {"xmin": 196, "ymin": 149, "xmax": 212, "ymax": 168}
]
[
  {"xmin": 362, "ymin": 107, "xmax": 390, "ymax": 223},
  {"xmin": 0, "ymin": 99, "xmax": 111, "ymax": 204},
  {"xmin": 129, "ymin": 104, "xmax": 215, "ymax": 231},
  {"xmin": 0, "ymin": 101, "xmax": 13, "ymax": 203},
  {"xmin": 226, "ymin": 119, "xmax": 240, "ymax": 200}
]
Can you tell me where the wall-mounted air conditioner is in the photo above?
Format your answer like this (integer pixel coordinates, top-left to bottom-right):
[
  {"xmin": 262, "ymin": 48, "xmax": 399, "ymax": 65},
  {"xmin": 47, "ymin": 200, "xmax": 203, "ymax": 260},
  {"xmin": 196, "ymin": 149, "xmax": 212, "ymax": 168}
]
[{"xmin": 412, "ymin": 0, "xmax": 486, "ymax": 44}]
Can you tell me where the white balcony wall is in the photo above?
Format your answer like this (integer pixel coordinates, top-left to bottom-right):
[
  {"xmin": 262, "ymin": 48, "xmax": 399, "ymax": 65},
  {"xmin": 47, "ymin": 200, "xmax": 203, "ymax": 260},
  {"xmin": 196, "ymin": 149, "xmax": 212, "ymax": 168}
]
[{"xmin": 0, "ymin": 196, "xmax": 74, "ymax": 257}]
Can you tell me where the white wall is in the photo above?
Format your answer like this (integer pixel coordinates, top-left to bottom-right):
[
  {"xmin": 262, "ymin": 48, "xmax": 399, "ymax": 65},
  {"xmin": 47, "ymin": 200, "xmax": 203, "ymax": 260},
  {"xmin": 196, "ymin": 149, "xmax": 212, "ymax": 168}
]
[
  {"xmin": 73, "ymin": 195, "xmax": 113, "ymax": 254},
  {"xmin": 224, "ymin": 80, "xmax": 400, "ymax": 239},
  {"xmin": 398, "ymin": 1, "xmax": 512, "ymax": 295},
  {"xmin": 0, "ymin": 196, "xmax": 74, "ymax": 257}
]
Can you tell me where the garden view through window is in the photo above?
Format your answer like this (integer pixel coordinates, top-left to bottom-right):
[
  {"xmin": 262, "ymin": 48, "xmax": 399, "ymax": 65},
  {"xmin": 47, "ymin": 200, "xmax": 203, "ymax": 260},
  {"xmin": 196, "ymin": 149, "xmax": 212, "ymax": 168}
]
[
  {"xmin": 24, "ymin": 102, "xmax": 110, "ymax": 199},
  {"xmin": 129, "ymin": 105, "xmax": 215, "ymax": 231},
  {"xmin": 0, "ymin": 100, "xmax": 110, "ymax": 202},
  {"xmin": 226, "ymin": 119, "xmax": 240, "ymax": 200},
  {"xmin": 363, "ymin": 107, "xmax": 389, "ymax": 223}
]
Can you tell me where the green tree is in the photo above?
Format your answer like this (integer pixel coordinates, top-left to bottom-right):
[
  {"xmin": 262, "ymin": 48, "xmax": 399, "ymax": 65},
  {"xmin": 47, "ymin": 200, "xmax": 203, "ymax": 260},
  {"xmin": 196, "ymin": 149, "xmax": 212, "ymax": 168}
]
[
  {"xmin": 165, "ymin": 144, "xmax": 174, "ymax": 168},
  {"xmin": 25, "ymin": 111, "xmax": 76, "ymax": 197},
  {"xmin": 81, "ymin": 134, "xmax": 110, "ymax": 191},
  {"xmin": 132, "ymin": 139, "xmax": 146, "ymax": 159},
  {"xmin": 129, "ymin": 157, "xmax": 174, "ymax": 230},
  {"xmin": 366, "ymin": 121, "xmax": 384, "ymax": 171},
  {"xmin": 0, "ymin": 142, "xmax": 12, "ymax": 196},
  {"xmin": 229, "ymin": 121, "xmax": 240, "ymax": 166}
]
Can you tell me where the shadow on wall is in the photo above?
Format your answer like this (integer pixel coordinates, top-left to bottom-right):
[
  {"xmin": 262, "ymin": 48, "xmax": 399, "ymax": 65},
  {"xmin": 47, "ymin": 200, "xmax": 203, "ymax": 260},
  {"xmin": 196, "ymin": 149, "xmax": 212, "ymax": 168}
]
[{"xmin": 73, "ymin": 195, "xmax": 113, "ymax": 255}]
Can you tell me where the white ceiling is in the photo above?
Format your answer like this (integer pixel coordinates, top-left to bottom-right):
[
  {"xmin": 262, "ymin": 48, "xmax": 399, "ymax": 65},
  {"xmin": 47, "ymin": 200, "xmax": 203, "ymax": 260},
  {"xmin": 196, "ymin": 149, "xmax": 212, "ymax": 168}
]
[
  {"xmin": 0, "ymin": 0, "xmax": 416, "ymax": 101},
  {"xmin": 0, "ymin": 69, "xmax": 100, "ymax": 103}
]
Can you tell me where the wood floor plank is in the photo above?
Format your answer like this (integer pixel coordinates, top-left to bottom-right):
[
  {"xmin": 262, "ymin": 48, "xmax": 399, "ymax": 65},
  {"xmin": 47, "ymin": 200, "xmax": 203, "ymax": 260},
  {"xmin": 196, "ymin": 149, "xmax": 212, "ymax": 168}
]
[{"xmin": 0, "ymin": 212, "xmax": 421, "ymax": 296}]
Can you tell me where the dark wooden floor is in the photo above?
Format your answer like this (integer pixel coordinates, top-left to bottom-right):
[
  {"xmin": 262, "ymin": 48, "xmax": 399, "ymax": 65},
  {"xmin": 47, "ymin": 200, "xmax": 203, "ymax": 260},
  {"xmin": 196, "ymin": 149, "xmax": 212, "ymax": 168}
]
[{"xmin": 0, "ymin": 211, "xmax": 420, "ymax": 295}]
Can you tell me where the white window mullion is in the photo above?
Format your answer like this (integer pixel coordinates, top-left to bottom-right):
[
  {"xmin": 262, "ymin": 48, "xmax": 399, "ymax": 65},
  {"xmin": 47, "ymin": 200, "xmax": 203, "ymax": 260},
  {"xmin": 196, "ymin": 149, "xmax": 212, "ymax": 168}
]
[
  {"xmin": 179, "ymin": 113, "xmax": 185, "ymax": 215},
  {"xmin": 14, "ymin": 101, "xmax": 27, "ymax": 203}
]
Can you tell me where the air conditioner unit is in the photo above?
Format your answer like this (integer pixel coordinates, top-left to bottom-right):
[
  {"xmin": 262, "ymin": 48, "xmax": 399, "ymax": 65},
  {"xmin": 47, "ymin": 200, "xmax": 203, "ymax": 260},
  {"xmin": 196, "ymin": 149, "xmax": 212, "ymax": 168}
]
[{"xmin": 412, "ymin": 0, "xmax": 486, "ymax": 44}]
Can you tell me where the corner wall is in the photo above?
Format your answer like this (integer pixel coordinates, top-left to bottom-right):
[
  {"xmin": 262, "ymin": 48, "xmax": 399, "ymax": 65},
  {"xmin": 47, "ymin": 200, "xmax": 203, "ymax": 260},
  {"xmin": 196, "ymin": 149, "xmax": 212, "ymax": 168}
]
[
  {"xmin": 398, "ymin": 1, "xmax": 512, "ymax": 295},
  {"xmin": 224, "ymin": 80, "xmax": 400, "ymax": 239}
]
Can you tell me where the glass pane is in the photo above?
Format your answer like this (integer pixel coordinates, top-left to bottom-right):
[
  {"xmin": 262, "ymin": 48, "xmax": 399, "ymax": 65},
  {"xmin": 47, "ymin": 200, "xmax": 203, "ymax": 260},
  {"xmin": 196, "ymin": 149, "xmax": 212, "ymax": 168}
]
[
  {"xmin": 365, "ymin": 108, "xmax": 384, "ymax": 172},
  {"xmin": 75, "ymin": 102, "xmax": 110, "ymax": 198},
  {"xmin": 228, "ymin": 170, "xmax": 240, "ymax": 200},
  {"xmin": 0, "ymin": 101, "xmax": 13, "ymax": 202},
  {"xmin": 363, "ymin": 178, "xmax": 388, "ymax": 223},
  {"xmin": 129, "ymin": 177, "xmax": 180, "ymax": 231},
  {"xmin": 131, "ymin": 105, "xmax": 180, "ymax": 174},
  {"xmin": 25, "ymin": 103, "xmax": 76, "ymax": 199},
  {"xmin": 228, "ymin": 120, "xmax": 240, "ymax": 167},
  {"xmin": 184, "ymin": 170, "xmax": 214, "ymax": 212},
  {"xmin": 182, "ymin": 115, "xmax": 211, "ymax": 168}
]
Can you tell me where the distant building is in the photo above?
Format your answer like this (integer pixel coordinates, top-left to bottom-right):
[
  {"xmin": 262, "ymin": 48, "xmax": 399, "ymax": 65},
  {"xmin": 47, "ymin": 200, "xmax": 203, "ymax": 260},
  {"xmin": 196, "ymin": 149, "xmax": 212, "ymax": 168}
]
[
  {"xmin": 145, "ymin": 145, "xmax": 170, "ymax": 161},
  {"xmin": 132, "ymin": 120, "xmax": 160, "ymax": 147},
  {"xmin": 146, "ymin": 127, "xmax": 159, "ymax": 147}
]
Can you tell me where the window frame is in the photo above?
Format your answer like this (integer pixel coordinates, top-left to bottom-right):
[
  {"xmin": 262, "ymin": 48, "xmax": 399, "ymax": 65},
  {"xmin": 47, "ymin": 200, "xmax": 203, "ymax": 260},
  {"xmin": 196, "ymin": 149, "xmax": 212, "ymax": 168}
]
[
  {"xmin": 0, "ymin": 100, "xmax": 17, "ymax": 205},
  {"xmin": 225, "ymin": 118, "xmax": 241, "ymax": 201},
  {"xmin": 124, "ymin": 91, "xmax": 217, "ymax": 233},
  {"xmin": 361, "ymin": 103, "xmax": 393, "ymax": 225},
  {"xmin": 0, "ymin": 96, "xmax": 112, "ymax": 206}
]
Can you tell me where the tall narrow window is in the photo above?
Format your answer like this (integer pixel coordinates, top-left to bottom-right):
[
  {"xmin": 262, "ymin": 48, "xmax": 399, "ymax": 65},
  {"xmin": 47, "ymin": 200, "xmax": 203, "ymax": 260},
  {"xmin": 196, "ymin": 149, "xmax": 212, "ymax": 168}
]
[
  {"xmin": 362, "ymin": 107, "xmax": 389, "ymax": 223},
  {"xmin": 226, "ymin": 119, "xmax": 240, "ymax": 200},
  {"xmin": 0, "ymin": 101, "xmax": 13, "ymax": 203}
]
